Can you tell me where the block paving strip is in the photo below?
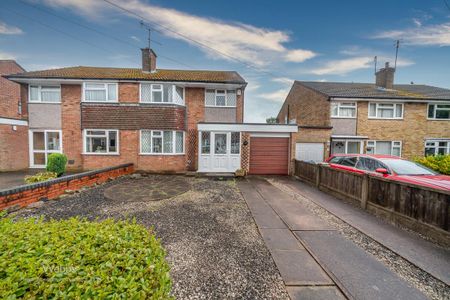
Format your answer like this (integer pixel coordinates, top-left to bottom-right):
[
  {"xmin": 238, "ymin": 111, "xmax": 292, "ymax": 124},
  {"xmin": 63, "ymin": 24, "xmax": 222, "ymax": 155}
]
[{"xmin": 238, "ymin": 177, "xmax": 429, "ymax": 300}]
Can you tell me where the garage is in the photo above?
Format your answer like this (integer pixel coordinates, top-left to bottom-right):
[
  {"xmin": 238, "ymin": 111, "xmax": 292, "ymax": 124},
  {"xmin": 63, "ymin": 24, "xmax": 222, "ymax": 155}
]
[
  {"xmin": 249, "ymin": 137, "xmax": 289, "ymax": 175},
  {"xmin": 295, "ymin": 142, "xmax": 324, "ymax": 162}
]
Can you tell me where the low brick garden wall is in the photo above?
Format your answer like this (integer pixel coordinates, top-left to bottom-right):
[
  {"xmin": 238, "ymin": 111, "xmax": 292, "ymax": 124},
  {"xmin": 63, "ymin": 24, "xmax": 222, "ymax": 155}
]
[{"xmin": 0, "ymin": 163, "xmax": 134, "ymax": 211}]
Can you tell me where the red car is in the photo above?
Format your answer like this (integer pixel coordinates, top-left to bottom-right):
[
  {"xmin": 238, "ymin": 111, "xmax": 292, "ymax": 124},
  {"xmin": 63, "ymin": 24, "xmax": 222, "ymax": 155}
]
[{"xmin": 325, "ymin": 154, "xmax": 450, "ymax": 191}]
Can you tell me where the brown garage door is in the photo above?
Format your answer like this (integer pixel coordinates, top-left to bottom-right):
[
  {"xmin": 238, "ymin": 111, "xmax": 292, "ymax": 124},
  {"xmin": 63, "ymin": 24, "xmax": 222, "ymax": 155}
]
[{"xmin": 249, "ymin": 137, "xmax": 289, "ymax": 175}]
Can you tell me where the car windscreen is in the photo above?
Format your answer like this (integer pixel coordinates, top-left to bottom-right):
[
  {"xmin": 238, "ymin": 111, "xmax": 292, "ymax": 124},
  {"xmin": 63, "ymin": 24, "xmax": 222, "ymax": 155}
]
[{"xmin": 380, "ymin": 159, "xmax": 437, "ymax": 175}]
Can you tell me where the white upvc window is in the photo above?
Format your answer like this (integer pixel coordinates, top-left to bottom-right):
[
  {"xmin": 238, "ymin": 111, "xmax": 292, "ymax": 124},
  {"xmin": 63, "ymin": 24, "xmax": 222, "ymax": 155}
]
[
  {"xmin": 331, "ymin": 102, "xmax": 356, "ymax": 118},
  {"xmin": 83, "ymin": 82, "xmax": 118, "ymax": 102},
  {"xmin": 368, "ymin": 102, "xmax": 403, "ymax": 119},
  {"xmin": 331, "ymin": 140, "xmax": 363, "ymax": 154},
  {"xmin": 205, "ymin": 89, "xmax": 236, "ymax": 107},
  {"xmin": 425, "ymin": 140, "xmax": 450, "ymax": 156},
  {"xmin": 366, "ymin": 140, "xmax": 402, "ymax": 156},
  {"xmin": 140, "ymin": 130, "xmax": 185, "ymax": 155},
  {"xmin": 29, "ymin": 85, "xmax": 61, "ymax": 103},
  {"xmin": 83, "ymin": 129, "xmax": 119, "ymax": 154},
  {"xmin": 140, "ymin": 83, "xmax": 185, "ymax": 105},
  {"xmin": 428, "ymin": 103, "xmax": 450, "ymax": 120}
]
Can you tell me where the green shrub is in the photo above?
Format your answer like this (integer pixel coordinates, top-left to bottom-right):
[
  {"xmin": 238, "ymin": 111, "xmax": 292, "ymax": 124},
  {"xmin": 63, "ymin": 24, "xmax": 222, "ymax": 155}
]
[
  {"xmin": 24, "ymin": 171, "xmax": 57, "ymax": 184},
  {"xmin": 46, "ymin": 153, "xmax": 68, "ymax": 176},
  {"xmin": 414, "ymin": 155, "xmax": 450, "ymax": 175},
  {"xmin": 0, "ymin": 216, "xmax": 172, "ymax": 299}
]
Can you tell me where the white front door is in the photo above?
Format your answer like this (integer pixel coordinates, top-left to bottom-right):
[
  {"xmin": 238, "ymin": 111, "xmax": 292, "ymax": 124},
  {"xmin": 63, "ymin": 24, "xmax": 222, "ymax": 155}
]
[
  {"xmin": 29, "ymin": 130, "xmax": 62, "ymax": 168},
  {"xmin": 198, "ymin": 131, "xmax": 241, "ymax": 172}
]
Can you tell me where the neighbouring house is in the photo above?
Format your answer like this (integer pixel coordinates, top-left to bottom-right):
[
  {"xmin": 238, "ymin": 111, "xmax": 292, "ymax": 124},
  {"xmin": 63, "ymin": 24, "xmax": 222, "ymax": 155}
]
[
  {"xmin": 277, "ymin": 62, "xmax": 450, "ymax": 162},
  {"xmin": 4, "ymin": 49, "xmax": 296, "ymax": 174},
  {"xmin": 0, "ymin": 60, "xmax": 29, "ymax": 171}
]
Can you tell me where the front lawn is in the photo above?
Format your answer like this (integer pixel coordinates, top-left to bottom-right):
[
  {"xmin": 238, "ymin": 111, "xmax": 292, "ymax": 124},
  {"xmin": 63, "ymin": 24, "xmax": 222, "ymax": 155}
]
[{"xmin": 0, "ymin": 215, "xmax": 172, "ymax": 299}]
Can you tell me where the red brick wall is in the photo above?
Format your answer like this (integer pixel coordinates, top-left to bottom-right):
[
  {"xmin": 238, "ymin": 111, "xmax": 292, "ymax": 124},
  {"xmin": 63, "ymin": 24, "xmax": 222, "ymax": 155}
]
[
  {"xmin": 236, "ymin": 91, "xmax": 244, "ymax": 123},
  {"xmin": 0, "ymin": 61, "xmax": 25, "ymax": 119},
  {"xmin": 0, "ymin": 124, "xmax": 29, "ymax": 171},
  {"xmin": 61, "ymin": 84, "xmax": 83, "ymax": 170},
  {"xmin": 185, "ymin": 87, "xmax": 205, "ymax": 171},
  {"xmin": 0, "ymin": 164, "xmax": 134, "ymax": 210},
  {"xmin": 119, "ymin": 82, "xmax": 139, "ymax": 103}
]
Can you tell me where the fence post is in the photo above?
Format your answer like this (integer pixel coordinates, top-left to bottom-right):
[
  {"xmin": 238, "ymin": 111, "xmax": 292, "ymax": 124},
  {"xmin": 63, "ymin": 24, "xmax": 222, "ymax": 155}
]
[
  {"xmin": 361, "ymin": 174, "xmax": 369, "ymax": 209},
  {"xmin": 315, "ymin": 164, "xmax": 321, "ymax": 188}
]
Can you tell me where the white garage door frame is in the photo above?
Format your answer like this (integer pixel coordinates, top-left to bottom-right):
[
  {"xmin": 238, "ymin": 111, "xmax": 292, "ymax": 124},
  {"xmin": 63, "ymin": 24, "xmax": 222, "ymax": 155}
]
[{"xmin": 295, "ymin": 142, "xmax": 324, "ymax": 163}]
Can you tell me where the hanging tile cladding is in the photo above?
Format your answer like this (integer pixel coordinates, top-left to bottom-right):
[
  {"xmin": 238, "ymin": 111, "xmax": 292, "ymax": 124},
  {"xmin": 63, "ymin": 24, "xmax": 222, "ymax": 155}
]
[{"xmin": 81, "ymin": 104, "xmax": 185, "ymax": 130}]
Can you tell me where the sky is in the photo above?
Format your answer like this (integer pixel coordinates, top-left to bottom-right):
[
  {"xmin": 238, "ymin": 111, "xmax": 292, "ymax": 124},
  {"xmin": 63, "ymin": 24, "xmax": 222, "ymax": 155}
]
[{"xmin": 0, "ymin": 0, "xmax": 449, "ymax": 122}]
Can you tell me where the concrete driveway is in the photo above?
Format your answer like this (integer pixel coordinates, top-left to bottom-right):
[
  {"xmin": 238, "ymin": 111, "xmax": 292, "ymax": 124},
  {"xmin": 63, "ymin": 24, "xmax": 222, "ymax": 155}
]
[
  {"xmin": 238, "ymin": 176, "xmax": 448, "ymax": 300},
  {"xmin": 0, "ymin": 169, "xmax": 43, "ymax": 190}
]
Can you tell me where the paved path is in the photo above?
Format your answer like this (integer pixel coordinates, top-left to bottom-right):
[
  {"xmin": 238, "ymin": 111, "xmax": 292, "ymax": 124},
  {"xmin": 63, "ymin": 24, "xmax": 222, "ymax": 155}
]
[
  {"xmin": 238, "ymin": 177, "xmax": 428, "ymax": 300},
  {"xmin": 272, "ymin": 176, "xmax": 450, "ymax": 286}
]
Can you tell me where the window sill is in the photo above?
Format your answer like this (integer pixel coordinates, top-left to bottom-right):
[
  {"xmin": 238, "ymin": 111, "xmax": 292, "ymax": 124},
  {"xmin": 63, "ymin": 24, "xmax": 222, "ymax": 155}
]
[
  {"xmin": 367, "ymin": 117, "xmax": 404, "ymax": 120},
  {"xmin": 427, "ymin": 118, "xmax": 450, "ymax": 121},
  {"xmin": 29, "ymin": 101, "xmax": 61, "ymax": 104},
  {"xmin": 205, "ymin": 105, "xmax": 237, "ymax": 108},
  {"xmin": 331, "ymin": 116, "xmax": 356, "ymax": 119},
  {"xmin": 82, "ymin": 152, "xmax": 120, "ymax": 156},
  {"xmin": 139, "ymin": 153, "xmax": 185, "ymax": 156},
  {"xmin": 139, "ymin": 102, "xmax": 185, "ymax": 106},
  {"xmin": 82, "ymin": 100, "xmax": 119, "ymax": 103}
]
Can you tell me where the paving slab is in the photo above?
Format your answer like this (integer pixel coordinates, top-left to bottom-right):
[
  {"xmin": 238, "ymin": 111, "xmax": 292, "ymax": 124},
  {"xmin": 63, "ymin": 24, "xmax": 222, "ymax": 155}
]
[
  {"xmin": 252, "ymin": 212, "xmax": 287, "ymax": 229},
  {"xmin": 249, "ymin": 178, "xmax": 334, "ymax": 231},
  {"xmin": 295, "ymin": 230, "xmax": 428, "ymax": 300},
  {"xmin": 279, "ymin": 177, "xmax": 450, "ymax": 285},
  {"xmin": 287, "ymin": 286, "xmax": 346, "ymax": 300},
  {"xmin": 271, "ymin": 249, "xmax": 333, "ymax": 286},
  {"xmin": 259, "ymin": 229, "xmax": 304, "ymax": 251}
]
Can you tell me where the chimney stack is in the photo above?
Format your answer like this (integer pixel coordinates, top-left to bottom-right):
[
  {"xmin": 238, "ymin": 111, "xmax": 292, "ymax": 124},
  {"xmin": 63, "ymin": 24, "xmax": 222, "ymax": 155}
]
[
  {"xmin": 141, "ymin": 48, "xmax": 157, "ymax": 73},
  {"xmin": 375, "ymin": 62, "xmax": 395, "ymax": 89}
]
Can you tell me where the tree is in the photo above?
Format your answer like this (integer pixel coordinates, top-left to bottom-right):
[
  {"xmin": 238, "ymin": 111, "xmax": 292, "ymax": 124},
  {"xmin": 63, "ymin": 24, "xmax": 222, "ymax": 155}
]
[{"xmin": 266, "ymin": 117, "xmax": 277, "ymax": 124}]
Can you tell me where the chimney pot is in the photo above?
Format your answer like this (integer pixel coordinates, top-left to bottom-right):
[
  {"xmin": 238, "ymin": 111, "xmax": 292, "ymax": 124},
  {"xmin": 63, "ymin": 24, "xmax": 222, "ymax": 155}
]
[{"xmin": 141, "ymin": 48, "xmax": 157, "ymax": 73}]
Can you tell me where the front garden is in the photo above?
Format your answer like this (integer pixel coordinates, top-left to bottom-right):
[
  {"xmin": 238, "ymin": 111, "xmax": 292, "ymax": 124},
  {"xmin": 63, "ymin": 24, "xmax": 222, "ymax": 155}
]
[
  {"xmin": 0, "ymin": 214, "xmax": 172, "ymax": 299},
  {"xmin": 414, "ymin": 154, "xmax": 450, "ymax": 175}
]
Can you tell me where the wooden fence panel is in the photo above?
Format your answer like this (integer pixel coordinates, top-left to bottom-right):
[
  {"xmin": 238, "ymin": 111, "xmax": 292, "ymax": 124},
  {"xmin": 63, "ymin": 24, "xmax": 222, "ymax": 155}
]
[
  {"xmin": 320, "ymin": 167, "xmax": 363, "ymax": 201},
  {"xmin": 294, "ymin": 160, "xmax": 317, "ymax": 184}
]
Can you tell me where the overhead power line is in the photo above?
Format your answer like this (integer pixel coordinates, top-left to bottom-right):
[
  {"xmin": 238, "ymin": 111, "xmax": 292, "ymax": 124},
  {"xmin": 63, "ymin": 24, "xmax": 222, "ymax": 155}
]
[
  {"xmin": 14, "ymin": 0, "xmax": 194, "ymax": 69},
  {"xmin": 101, "ymin": 0, "xmax": 290, "ymax": 80}
]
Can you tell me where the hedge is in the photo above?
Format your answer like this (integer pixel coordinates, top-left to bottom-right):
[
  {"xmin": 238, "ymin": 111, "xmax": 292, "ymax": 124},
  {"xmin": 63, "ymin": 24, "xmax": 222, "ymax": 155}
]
[
  {"xmin": 414, "ymin": 155, "xmax": 450, "ymax": 175},
  {"xmin": 24, "ymin": 171, "xmax": 57, "ymax": 184},
  {"xmin": 0, "ymin": 216, "xmax": 172, "ymax": 299}
]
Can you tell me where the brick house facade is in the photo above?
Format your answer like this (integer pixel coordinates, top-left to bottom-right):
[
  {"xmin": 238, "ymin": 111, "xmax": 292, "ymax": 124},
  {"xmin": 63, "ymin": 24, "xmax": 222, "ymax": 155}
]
[
  {"xmin": 5, "ymin": 50, "xmax": 296, "ymax": 174},
  {"xmin": 278, "ymin": 63, "xmax": 450, "ymax": 161},
  {"xmin": 0, "ymin": 60, "xmax": 29, "ymax": 171}
]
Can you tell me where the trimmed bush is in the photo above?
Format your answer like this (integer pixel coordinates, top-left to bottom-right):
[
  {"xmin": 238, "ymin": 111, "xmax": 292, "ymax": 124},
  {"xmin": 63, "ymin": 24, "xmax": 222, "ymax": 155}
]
[
  {"xmin": 414, "ymin": 155, "xmax": 450, "ymax": 175},
  {"xmin": 46, "ymin": 153, "xmax": 68, "ymax": 176},
  {"xmin": 0, "ymin": 216, "xmax": 172, "ymax": 299},
  {"xmin": 24, "ymin": 171, "xmax": 57, "ymax": 184}
]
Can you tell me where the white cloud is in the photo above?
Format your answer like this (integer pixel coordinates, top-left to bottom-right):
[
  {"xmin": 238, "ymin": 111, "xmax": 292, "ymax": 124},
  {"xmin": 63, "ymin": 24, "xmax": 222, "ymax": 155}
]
[
  {"xmin": 272, "ymin": 77, "xmax": 294, "ymax": 85},
  {"xmin": 130, "ymin": 35, "xmax": 140, "ymax": 42},
  {"xmin": 258, "ymin": 88, "xmax": 290, "ymax": 102},
  {"xmin": 310, "ymin": 55, "xmax": 414, "ymax": 75},
  {"xmin": 0, "ymin": 51, "xmax": 16, "ymax": 60},
  {"xmin": 284, "ymin": 49, "xmax": 317, "ymax": 62},
  {"xmin": 0, "ymin": 21, "xmax": 23, "ymax": 35},
  {"xmin": 40, "ymin": 0, "xmax": 316, "ymax": 66},
  {"xmin": 374, "ymin": 22, "xmax": 450, "ymax": 46}
]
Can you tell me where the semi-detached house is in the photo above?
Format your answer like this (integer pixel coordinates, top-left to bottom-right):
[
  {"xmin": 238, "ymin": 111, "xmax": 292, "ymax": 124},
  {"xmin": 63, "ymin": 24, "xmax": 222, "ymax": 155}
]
[
  {"xmin": 4, "ymin": 49, "xmax": 296, "ymax": 174},
  {"xmin": 277, "ymin": 62, "xmax": 450, "ymax": 162}
]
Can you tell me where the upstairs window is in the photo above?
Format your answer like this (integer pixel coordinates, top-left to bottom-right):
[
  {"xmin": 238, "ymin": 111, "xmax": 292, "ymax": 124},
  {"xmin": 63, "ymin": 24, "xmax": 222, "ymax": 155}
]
[
  {"xmin": 83, "ymin": 82, "xmax": 117, "ymax": 102},
  {"xmin": 368, "ymin": 103, "xmax": 403, "ymax": 119},
  {"xmin": 29, "ymin": 85, "xmax": 61, "ymax": 103},
  {"xmin": 428, "ymin": 104, "xmax": 450, "ymax": 120},
  {"xmin": 140, "ymin": 84, "xmax": 184, "ymax": 105},
  {"xmin": 205, "ymin": 89, "xmax": 236, "ymax": 107},
  {"xmin": 331, "ymin": 102, "xmax": 356, "ymax": 118}
]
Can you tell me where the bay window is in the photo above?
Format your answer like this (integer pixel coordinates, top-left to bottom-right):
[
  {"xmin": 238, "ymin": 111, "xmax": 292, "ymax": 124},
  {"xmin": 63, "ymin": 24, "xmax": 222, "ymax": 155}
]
[
  {"xmin": 428, "ymin": 104, "xmax": 450, "ymax": 120},
  {"xmin": 331, "ymin": 102, "xmax": 356, "ymax": 118},
  {"xmin": 425, "ymin": 140, "xmax": 450, "ymax": 155},
  {"xmin": 29, "ymin": 85, "xmax": 61, "ymax": 103},
  {"xmin": 84, "ymin": 130, "xmax": 118, "ymax": 154},
  {"xmin": 83, "ymin": 82, "xmax": 117, "ymax": 102},
  {"xmin": 368, "ymin": 103, "xmax": 403, "ymax": 119},
  {"xmin": 366, "ymin": 140, "xmax": 402, "ymax": 156},
  {"xmin": 140, "ymin": 130, "xmax": 184, "ymax": 154},
  {"xmin": 140, "ymin": 84, "xmax": 185, "ymax": 104}
]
